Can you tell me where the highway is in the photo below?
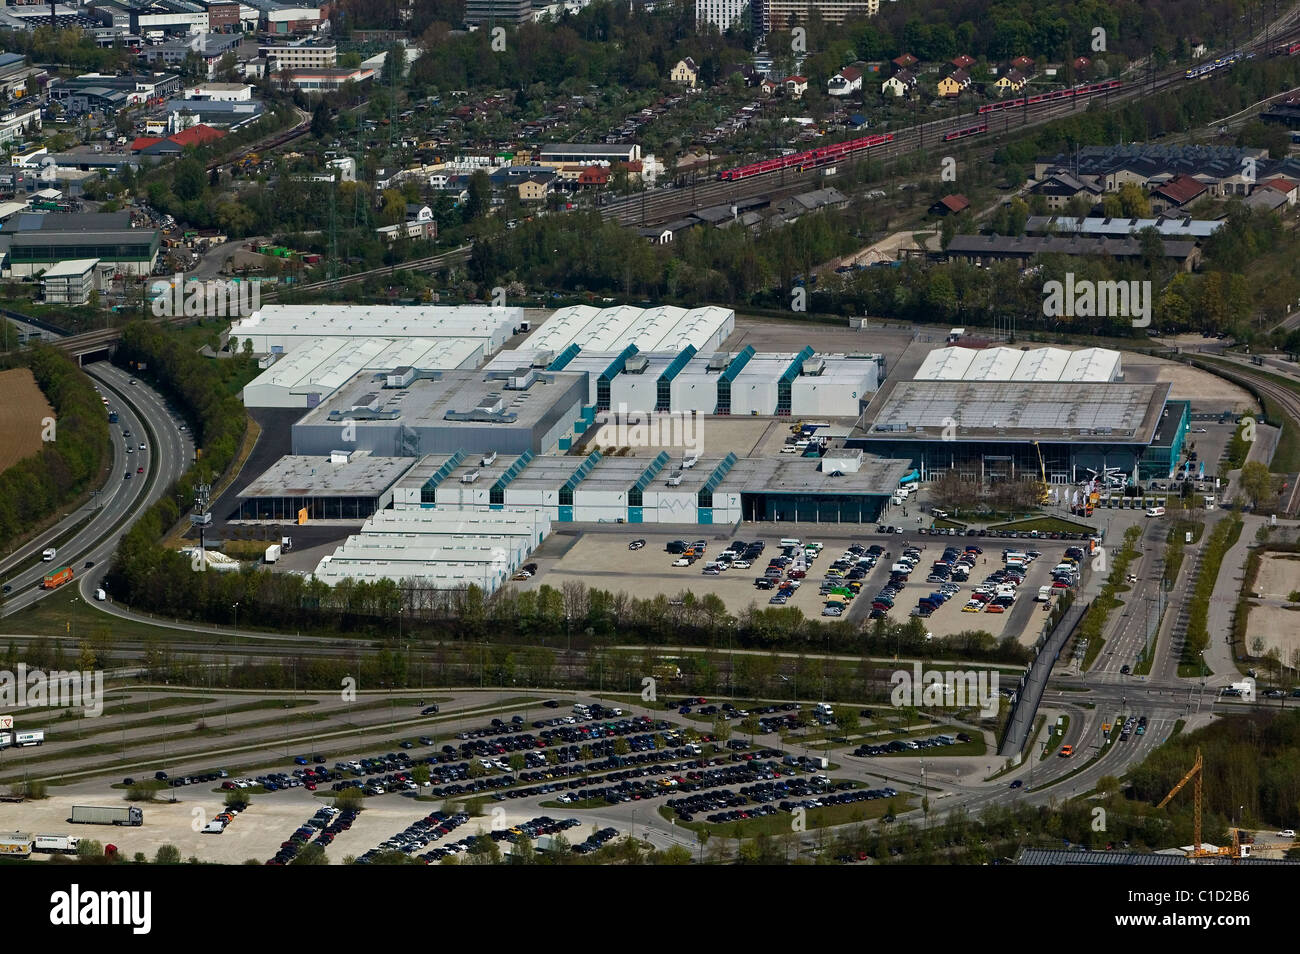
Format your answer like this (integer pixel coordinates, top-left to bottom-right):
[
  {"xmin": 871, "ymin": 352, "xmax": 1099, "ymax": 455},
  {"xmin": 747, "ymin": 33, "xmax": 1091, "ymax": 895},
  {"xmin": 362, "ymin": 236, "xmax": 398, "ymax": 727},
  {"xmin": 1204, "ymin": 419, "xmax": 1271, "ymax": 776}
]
[{"xmin": 0, "ymin": 363, "xmax": 192, "ymax": 616}]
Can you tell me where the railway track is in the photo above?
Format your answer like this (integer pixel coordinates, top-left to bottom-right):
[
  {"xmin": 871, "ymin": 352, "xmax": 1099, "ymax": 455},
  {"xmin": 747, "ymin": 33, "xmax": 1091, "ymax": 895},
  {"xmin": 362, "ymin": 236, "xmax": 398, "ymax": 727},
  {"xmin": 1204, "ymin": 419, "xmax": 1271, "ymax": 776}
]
[
  {"xmin": 1197, "ymin": 356, "xmax": 1300, "ymax": 514},
  {"xmin": 601, "ymin": 22, "xmax": 1300, "ymax": 227}
]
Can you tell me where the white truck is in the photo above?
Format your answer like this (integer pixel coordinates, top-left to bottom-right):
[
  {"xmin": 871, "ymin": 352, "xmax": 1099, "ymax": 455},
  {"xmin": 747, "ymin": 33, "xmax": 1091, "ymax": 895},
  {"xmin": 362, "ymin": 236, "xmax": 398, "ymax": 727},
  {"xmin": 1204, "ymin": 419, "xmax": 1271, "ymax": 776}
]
[
  {"xmin": 1036, "ymin": 585, "xmax": 1052, "ymax": 602},
  {"xmin": 0, "ymin": 832, "xmax": 33, "ymax": 857},
  {"xmin": 71, "ymin": 805, "xmax": 144, "ymax": 826},
  {"xmin": 13, "ymin": 730, "xmax": 43, "ymax": 747},
  {"xmin": 34, "ymin": 834, "xmax": 80, "ymax": 854},
  {"xmin": 264, "ymin": 544, "xmax": 281, "ymax": 563}
]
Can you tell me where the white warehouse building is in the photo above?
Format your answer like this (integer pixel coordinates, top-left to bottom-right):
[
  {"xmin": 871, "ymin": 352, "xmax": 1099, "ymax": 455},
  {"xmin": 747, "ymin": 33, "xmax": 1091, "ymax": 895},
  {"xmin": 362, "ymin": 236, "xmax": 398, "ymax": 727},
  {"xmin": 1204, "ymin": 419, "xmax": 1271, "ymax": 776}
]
[
  {"xmin": 525, "ymin": 304, "xmax": 734, "ymax": 355},
  {"xmin": 912, "ymin": 345, "xmax": 1122, "ymax": 383},
  {"xmin": 227, "ymin": 304, "xmax": 521, "ymax": 356},
  {"xmin": 484, "ymin": 345, "xmax": 882, "ymax": 416},
  {"xmin": 241, "ymin": 336, "xmax": 485, "ymax": 408},
  {"xmin": 312, "ymin": 507, "xmax": 551, "ymax": 596}
]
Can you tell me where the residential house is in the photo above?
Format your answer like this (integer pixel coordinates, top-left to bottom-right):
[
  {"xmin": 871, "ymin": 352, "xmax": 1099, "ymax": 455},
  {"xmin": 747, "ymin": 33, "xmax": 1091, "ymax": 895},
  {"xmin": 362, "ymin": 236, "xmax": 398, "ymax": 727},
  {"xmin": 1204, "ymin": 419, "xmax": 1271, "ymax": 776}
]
[
  {"xmin": 931, "ymin": 194, "xmax": 970, "ymax": 215},
  {"xmin": 516, "ymin": 175, "xmax": 551, "ymax": 202},
  {"xmin": 1244, "ymin": 188, "xmax": 1289, "ymax": 212},
  {"xmin": 993, "ymin": 69, "xmax": 1028, "ymax": 94},
  {"xmin": 784, "ymin": 75, "xmax": 808, "ymax": 98},
  {"xmin": 1072, "ymin": 56, "xmax": 1092, "ymax": 74},
  {"xmin": 1189, "ymin": 38, "xmax": 1207, "ymax": 57},
  {"xmin": 772, "ymin": 187, "xmax": 849, "ymax": 223},
  {"xmin": 937, "ymin": 69, "xmax": 971, "ymax": 98},
  {"xmin": 377, "ymin": 219, "xmax": 437, "ymax": 243},
  {"xmin": 577, "ymin": 166, "xmax": 610, "ymax": 189},
  {"xmin": 1151, "ymin": 173, "xmax": 1208, "ymax": 211},
  {"xmin": 760, "ymin": 77, "xmax": 780, "ymax": 96},
  {"xmin": 670, "ymin": 58, "xmax": 699, "ymax": 88},
  {"xmin": 882, "ymin": 70, "xmax": 916, "ymax": 97},
  {"xmin": 951, "ymin": 54, "xmax": 975, "ymax": 69},
  {"xmin": 828, "ymin": 66, "xmax": 863, "ymax": 96},
  {"xmin": 892, "ymin": 53, "xmax": 918, "ymax": 70},
  {"xmin": 405, "ymin": 203, "xmax": 433, "ymax": 223},
  {"xmin": 1034, "ymin": 144, "xmax": 1279, "ymax": 199},
  {"xmin": 1029, "ymin": 171, "xmax": 1103, "ymax": 211},
  {"xmin": 1011, "ymin": 55, "xmax": 1034, "ymax": 73},
  {"xmin": 637, "ymin": 217, "xmax": 700, "ymax": 243},
  {"xmin": 1257, "ymin": 176, "xmax": 1299, "ymax": 206}
]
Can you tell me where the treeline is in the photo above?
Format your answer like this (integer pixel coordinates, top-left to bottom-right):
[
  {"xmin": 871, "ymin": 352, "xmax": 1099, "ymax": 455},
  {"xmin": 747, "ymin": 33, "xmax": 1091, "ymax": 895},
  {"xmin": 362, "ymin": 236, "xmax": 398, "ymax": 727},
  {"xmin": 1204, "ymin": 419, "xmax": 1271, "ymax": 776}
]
[
  {"xmin": 1181, "ymin": 515, "xmax": 1242, "ymax": 668},
  {"xmin": 0, "ymin": 26, "xmax": 134, "ymax": 73},
  {"xmin": 106, "ymin": 323, "xmax": 252, "ymax": 605},
  {"xmin": 0, "ymin": 346, "xmax": 107, "ymax": 551},
  {"xmin": 401, "ymin": 0, "xmax": 750, "ymax": 95},
  {"xmin": 1128, "ymin": 710, "xmax": 1300, "ymax": 830}
]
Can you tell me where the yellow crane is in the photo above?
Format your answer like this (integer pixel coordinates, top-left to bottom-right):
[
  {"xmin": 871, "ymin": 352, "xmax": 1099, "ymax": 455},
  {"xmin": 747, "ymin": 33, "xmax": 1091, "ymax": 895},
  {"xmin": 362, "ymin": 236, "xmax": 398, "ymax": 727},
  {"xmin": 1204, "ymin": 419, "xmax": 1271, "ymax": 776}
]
[
  {"xmin": 1032, "ymin": 441, "xmax": 1050, "ymax": 504},
  {"xmin": 1154, "ymin": 749, "xmax": 1299, "ymax": 861},
  {"xmin": 1157, "ymin": 748, "xmax": 1207, "ymax": 856}
]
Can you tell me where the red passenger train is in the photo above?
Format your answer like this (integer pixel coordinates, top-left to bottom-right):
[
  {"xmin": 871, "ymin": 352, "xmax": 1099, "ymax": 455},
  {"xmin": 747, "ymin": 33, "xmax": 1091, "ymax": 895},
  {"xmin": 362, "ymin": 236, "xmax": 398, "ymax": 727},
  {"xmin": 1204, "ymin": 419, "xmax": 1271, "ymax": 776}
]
[
  {"xmin": 718, "ymin": 132, "xmax": 895, "ymax": 181},
  {"xmin": 943, "ymin": 122, "xmax": 987, "ymax": 141},
  {"xmin": 977, "ymin": 79, "xmax": 1122, "ymax": 114}
]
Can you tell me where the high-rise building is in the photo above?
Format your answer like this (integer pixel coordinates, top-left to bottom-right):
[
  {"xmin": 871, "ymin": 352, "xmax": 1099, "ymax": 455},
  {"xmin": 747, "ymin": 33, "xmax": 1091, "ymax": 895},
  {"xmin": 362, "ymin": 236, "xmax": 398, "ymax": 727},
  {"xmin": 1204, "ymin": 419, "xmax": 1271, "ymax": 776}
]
[
  {"xmin": 695, "ymin": 0, "xmax": 749, "ymax": 31},
  {"xmin": 759, "ymin": 0, "xmax": 877, "ymax": 31},
  {"xmin": 465, "ymin": 0, "xmax": 533, "ymax": 25}
]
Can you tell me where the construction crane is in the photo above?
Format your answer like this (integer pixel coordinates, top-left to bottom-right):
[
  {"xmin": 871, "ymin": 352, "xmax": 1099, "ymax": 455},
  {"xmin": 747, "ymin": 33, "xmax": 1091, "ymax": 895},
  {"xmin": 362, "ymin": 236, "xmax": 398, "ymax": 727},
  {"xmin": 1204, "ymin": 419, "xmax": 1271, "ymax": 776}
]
[
  {"xmin": 1155, "ymin": 749, "xmax": 1299, "ymax": 861},
  {"xmin": 1157, "ymin": 748, "xmax": 1206, "ymax": 856},
  {"xmin": 1032, "ymin": 440, "xmax": 1050, "ymax": 504}
]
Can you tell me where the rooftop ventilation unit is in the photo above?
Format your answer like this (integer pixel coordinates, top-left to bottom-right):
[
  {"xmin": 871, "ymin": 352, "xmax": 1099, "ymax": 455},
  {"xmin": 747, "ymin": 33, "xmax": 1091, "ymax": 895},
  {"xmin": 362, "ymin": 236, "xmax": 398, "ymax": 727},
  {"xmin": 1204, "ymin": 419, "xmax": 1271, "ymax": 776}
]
[
  {"xmin": 385, "ymin": 366, "xmax": 416, "ymax": 388},
  {"xmin": 706, "ymin": 353, "xmax": 731, "ymax": 372},
  {"xmin": 624, "ymin": 355, "xmax": 650, "ymax": 374},
  {"xmin": 530, "ymin": 350, "xmax": 555, "ymax": 368},
  {"xmin": 481, "ymin": 451, "xmax": 498, "ymax": 466},
  {"xmin": 460, "ymin": 468, "xmax": 480, "ymax": 483},
  {"xmin": 666, "ymin": 471, "xmax": 683, "ymax": 486}
]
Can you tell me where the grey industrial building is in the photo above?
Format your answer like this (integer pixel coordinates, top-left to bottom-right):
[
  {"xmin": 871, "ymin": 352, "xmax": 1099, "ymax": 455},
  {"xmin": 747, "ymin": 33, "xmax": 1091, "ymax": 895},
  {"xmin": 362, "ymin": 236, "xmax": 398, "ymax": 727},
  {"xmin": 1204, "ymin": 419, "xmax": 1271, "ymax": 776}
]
[
  {"xmin": 291, "ymin": 367, "xmax": 591, "ymax": 459},
  {"xmin": 0, "ymin": 211, "xmax": 160, "ymax": 277},
  {"xmin": 236, "ymin": 453, "xmax": 418, "ymax": 521}
]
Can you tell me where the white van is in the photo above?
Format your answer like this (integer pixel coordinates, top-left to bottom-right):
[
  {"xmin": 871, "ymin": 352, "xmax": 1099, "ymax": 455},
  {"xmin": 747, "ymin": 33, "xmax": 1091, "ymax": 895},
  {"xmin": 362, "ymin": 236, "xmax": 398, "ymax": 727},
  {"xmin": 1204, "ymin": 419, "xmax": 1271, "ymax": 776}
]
[
  {"xmin": 779, "ymin": 538, "xmax": 802, "ymax": 548},
  {"xmin": 95, "ymin": 588, "xmax": 106, "ymax": 601},
  {"xmin": 1146, "ymin": 506, "xmax": 1165, "ymax": 517},
  {"xmin": 42, "ymin": 548, "xmax": 56, "ymax": 562}
]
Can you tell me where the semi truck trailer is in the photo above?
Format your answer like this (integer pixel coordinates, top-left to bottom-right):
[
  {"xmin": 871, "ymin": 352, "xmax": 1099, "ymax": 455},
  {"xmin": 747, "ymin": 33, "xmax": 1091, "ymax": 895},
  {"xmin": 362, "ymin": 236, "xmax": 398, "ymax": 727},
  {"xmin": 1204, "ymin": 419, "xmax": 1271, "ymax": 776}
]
[
  {"xmin": 34, "ymin": 834, "xmax": 81, "ymax": 854},
  {"xmin": 0, "ymin": 832, "xmax": 33, "ymax": 857},
  {"xmin": 71, "ymin": 806, "xmax": 143, "ymax": 826}
]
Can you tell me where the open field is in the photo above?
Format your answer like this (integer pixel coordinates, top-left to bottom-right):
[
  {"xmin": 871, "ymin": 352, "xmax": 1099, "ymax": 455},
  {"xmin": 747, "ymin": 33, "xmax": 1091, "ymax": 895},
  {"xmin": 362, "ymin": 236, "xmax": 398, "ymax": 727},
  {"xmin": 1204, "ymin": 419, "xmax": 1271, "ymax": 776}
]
[
  {"xmin": 1251, "ymin": 552, "xmax": 1300, "ymax": 600},
  {"xmin": 0, "ymin": 367, "xmax": 54, "ymax": 475}
]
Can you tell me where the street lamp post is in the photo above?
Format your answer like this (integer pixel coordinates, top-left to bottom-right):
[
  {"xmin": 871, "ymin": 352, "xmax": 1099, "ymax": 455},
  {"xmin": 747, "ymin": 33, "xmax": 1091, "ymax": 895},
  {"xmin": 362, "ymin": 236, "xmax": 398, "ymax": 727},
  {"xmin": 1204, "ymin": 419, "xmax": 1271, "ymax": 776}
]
[{"xmin": 231, "ymin": 602, "xmax": 240, "ymax": 637}]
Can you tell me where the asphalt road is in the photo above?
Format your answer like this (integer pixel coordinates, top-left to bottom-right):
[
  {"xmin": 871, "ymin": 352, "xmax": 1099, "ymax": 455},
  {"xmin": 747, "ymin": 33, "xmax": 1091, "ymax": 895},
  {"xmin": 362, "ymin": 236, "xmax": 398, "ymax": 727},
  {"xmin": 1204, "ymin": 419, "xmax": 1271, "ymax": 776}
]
[{"xmin": 0, "ymin": 363, "xmax": 192, "ymax": 615}]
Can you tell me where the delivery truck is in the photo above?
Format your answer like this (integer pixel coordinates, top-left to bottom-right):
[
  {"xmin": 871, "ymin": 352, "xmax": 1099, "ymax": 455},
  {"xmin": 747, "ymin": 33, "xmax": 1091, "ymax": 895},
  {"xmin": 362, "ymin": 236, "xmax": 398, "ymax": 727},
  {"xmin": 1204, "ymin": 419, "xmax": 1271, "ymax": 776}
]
[
  {"xmin": 1037, "ymin": 585, "xmax": 1052, "ymax": 602},
  {"xmin": 71, "ymin": 805, "xmax": 143, "ymax": 826},
  {"xmin": 0, "ymin": 832, "xmax": 33, "ymax": 857},
  {"xmin": 264, "ymin": 544, "xmax": 281, "ymax": 563},
  {"xmin": 14, "ymin": 730, "xmax": 44, "ymax": 746},
  {"xmin": 34, "ymin": 834, "xmax": 81, "ymax": 854},
  {"xmin": 41, "ymin": 566, "xmax": 73, "ymax": 589}
]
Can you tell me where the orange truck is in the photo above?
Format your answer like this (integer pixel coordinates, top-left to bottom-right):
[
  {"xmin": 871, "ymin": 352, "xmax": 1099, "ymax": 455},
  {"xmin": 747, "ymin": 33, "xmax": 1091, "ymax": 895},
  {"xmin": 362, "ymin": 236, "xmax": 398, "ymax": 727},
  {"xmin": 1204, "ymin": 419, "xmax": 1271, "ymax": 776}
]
[{"xmin": 41, "ymin": 566, "xmax": 73, "ymax": 589}]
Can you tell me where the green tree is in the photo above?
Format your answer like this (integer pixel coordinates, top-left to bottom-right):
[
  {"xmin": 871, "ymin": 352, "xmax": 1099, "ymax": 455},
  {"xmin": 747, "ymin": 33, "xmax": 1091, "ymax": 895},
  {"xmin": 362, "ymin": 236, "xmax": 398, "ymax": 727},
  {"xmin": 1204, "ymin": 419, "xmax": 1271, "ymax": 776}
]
[
  {"xmin": 290, "ymin": 843, "xmax": 328, "ymax": 865},
  {"xmin": 153, "ymin": 844, "xmax": 181, "ymax": 864},
  {"xmin": 334, "ymin": 787, "xmax": 364, "ymax": 812},
  {"xmin": 172, "ymin": 157, "xmax": 205, "ymax": 202},
  {"xmin": 1240, "ymin": 460, "xmax": 1274, "ymax": 508}
]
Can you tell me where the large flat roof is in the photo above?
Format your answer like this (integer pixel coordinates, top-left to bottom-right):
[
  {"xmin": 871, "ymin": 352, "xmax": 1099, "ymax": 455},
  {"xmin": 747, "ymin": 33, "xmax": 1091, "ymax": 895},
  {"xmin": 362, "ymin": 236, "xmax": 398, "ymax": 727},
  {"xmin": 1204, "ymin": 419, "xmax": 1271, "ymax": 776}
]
[
  {"xmin": 860, "ymin": 379, "xmax": 1171, "ymax": 444},
  {"xmin": 229, "ymin": 304, "xmax": 519, "ymax": 347},
  {"xmin": 527, "ymin": 304, "xmax": 733, "ymax": 354},
  {"xmin": 241, "ymin": 454, "xmax": 416, "ymax": 498},
  {"xmin": 293, "ymin": 368, "xmax": 586, "ymax": 432},
  {"xmin": 914, "ymin": 345, "xmax": 1120, "ymax": 382}
]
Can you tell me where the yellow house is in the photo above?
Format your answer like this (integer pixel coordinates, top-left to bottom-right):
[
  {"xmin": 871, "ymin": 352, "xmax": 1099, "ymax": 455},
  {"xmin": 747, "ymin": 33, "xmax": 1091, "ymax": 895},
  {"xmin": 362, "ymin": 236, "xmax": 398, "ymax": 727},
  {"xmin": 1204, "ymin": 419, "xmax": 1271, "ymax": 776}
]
[
  {"xmin": 937, "ymin": 69, "xmax": 970, "ymax": 98},
  {"xmin": 670, "ymin": 58, "xmax": 699, "ymax": 88},
  {"xmin": 993, "ymin": 68, "xmax": 1027, "ymax": 94},
  {"xmin": 516, "ymin": 177, "xmax": 549, "ymax": 202}
]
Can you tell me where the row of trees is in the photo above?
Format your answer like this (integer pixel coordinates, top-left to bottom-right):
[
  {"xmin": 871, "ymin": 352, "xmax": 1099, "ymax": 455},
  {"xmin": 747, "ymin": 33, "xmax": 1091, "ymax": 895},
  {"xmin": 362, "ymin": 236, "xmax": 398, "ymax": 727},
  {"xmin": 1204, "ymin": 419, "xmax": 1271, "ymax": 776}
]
[{"xmin": 0, "ymin": 347, "xmax": 107, "ymax": 553}]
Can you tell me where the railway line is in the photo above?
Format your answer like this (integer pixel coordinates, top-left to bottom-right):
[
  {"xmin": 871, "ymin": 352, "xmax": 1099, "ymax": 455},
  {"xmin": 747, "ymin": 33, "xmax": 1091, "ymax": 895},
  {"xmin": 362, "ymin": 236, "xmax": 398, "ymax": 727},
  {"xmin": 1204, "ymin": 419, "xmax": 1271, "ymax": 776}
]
[{"xmin": 601, "ymin": 23, "xmax": 1300, "ymax": 228}]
